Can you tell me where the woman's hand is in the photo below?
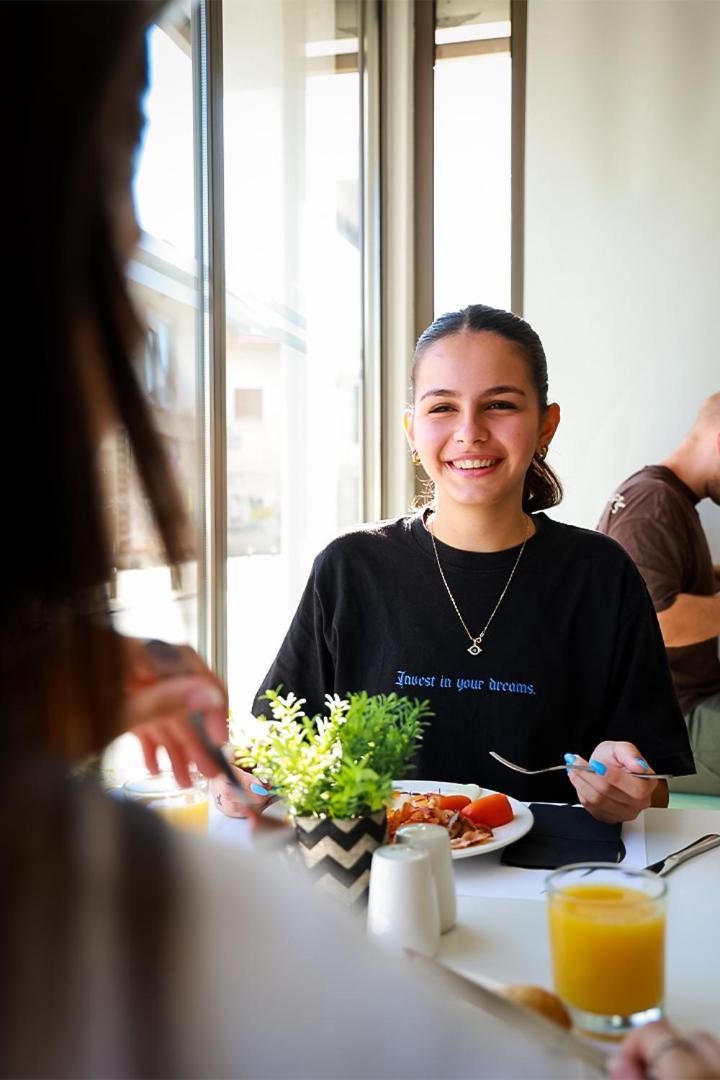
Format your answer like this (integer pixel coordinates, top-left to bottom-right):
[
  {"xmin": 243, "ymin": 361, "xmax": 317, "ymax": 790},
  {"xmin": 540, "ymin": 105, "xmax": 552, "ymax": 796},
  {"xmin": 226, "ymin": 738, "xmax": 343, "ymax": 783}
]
[
  {"xmin": 122, "ymin": 638, "xmax": 229, "ymax": 788},
  {"xmin": 566, "ymin": 740, "xmax": 659, "ymax": 823},
  {"xmin": 209, "ymin": 761, "xmax": 275, "ymax": 819},
  {"xmin": 610, "ymin": 1019, "xmax": 720, "ymax": 1079}
]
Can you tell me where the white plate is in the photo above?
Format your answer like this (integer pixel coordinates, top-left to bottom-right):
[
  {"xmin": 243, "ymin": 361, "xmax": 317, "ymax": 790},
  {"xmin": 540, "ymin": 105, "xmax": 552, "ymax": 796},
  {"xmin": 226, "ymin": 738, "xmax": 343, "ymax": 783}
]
[{"xmin": 392, "ymin": 781, "xmax": 534, "ymax": 860}]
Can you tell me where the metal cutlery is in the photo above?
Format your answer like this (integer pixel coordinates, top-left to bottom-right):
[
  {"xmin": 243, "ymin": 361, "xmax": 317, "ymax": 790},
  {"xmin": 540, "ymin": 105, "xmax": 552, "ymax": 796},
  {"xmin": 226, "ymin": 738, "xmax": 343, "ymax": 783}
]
[
  {"xmin": 489, "ymin": 751, "xmax": 595, "ymax": 775},
  {"xmin": 489, "ymin": 750, "xmax": 674, "ymax": 780},
  {"xmin": 190, "ymin": 713, "xmax": 289, "ymax": 839},
  {"xmin": 190, "ymin": 713, "xmax": 248, "ymax": 795},
  {"xmin": 644, "ymin": 833, "xmax": 720, "ymax": 876},
  {"xmin": 135, "ymin": 641, "xmax": 290, "ymax": 843},
  {"xmin": 405, "ymin": 951, "xmax": 606, "ymax": 1074}
]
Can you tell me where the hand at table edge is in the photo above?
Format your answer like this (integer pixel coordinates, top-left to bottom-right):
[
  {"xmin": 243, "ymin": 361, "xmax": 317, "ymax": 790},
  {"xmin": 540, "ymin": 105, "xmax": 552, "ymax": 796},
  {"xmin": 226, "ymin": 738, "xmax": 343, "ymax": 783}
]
[{"xmin": 609, "ymin": 1019, "xmax": 720, "ymax": 1079}]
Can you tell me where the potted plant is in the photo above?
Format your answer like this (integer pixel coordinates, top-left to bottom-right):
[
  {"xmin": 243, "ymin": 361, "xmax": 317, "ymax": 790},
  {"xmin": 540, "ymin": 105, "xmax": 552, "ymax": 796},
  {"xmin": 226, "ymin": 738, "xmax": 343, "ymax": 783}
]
[{"xmin": 230, "ymin": 689, "xmax": 431, "ymax": 906}]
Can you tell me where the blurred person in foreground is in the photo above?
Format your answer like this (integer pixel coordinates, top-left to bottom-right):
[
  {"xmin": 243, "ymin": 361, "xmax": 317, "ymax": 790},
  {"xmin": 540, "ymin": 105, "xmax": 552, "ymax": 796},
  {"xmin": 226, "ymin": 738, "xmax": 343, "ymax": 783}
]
[
  {"xmin": 598, "ymin": 396, "xmax": 720, "ymax": 795},
  {"xmin": 2, "ymin": 3, "xmax": 717, "ymax": 1078}
]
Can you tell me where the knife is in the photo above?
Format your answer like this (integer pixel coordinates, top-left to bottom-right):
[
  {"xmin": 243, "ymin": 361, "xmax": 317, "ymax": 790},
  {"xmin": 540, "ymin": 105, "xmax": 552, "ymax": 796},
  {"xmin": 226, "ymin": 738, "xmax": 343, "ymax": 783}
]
[
  {"xmin": 190, "ymin": 713, "xmax": 292, "ymax": 848},
  {"xmin": 405, "ymin": 951, "xmax": 607, "ymax": 1074},
  {"xmin": 645, "ymin": 833, "xmax": 720, "ymax": 876}
]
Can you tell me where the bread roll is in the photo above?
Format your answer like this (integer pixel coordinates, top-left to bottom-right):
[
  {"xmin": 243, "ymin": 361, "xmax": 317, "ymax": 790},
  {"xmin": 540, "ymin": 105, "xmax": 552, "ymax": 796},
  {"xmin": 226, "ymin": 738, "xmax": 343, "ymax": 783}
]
[{"xmin": 501, "ymin": 985, "xmax": 572, "ymax": 1030}]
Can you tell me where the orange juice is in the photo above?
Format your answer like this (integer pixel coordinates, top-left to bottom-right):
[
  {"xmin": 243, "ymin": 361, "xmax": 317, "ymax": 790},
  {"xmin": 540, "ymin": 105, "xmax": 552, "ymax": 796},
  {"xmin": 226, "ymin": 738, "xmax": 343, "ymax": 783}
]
[
  {"xmin": 124, "ymin": 773, "xmax": 209, "ymax": 835},
  {"xmin": 548, "ymin": 883, "xmax": 664, "ymax": 1016},
  {"xmin": 150, "ymin": 794, "xmax": 209, "ymax": 835}
]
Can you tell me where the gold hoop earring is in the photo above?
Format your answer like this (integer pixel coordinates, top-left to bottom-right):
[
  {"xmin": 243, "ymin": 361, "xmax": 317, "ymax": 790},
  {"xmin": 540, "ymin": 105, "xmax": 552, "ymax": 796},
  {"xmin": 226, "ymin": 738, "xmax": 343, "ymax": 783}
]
[
  {"xmin": 411, "ymin": 449, "xmax": 421, "ymax": 465},
  {"xmin": 538, "ymin": 445, "xmax": 549, "ymax": 461}
]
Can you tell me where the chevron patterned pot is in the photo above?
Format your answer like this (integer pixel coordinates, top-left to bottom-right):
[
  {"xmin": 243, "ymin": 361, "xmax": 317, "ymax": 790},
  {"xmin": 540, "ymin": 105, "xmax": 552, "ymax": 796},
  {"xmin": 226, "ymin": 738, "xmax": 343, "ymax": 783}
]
[{"xmin": 294, "ymin": 810, "xmax": 387, "ymax": 908}]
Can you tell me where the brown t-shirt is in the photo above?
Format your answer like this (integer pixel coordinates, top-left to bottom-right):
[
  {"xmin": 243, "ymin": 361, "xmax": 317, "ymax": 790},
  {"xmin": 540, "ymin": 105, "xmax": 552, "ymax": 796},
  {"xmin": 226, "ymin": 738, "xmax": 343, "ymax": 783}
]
[{"xmin": 597, "ymin": 465, "xmax": 720, "ymax": 713}]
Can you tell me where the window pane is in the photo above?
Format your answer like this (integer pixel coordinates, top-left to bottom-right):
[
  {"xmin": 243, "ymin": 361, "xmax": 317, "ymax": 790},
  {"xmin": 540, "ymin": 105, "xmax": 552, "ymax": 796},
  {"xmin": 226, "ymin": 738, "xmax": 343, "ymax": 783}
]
[
  {"xmin": 223, "ymin": 0, "xmax": 363, "ymax": 715},
  {"xmin": 434, "ymin": 2, "xmax": 511, "ymax": 314},
  {"xmin": 111, "ymin": 13, "xmax": 200, "ymax": 648}
]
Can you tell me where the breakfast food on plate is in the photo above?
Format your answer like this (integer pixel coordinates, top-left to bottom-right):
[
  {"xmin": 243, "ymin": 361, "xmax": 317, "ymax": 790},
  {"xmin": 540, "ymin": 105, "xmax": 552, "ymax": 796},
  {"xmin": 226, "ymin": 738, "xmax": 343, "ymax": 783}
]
[
  {"xmin": 436, "ymin": 794, "xmax": 474, "ymax": 812},
  {"xmin": 387, "ymin": 792, "xmax": 498, "ymax": 850},
  {"xmin": 461, "ymin": 793, "xmax": 514, "ymax": 828},
  {"xmin": 501, "ymin": 985, "xmax": 572, "ymax": 1030}
]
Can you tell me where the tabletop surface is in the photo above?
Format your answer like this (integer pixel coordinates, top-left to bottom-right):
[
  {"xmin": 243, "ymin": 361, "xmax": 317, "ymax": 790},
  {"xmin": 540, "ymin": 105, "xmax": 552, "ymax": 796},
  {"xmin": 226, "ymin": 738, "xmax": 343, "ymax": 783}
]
[
  {"xmin": 436, "ymin": 807, "xmax": 720, "ymax": 1035},
  {"xmin": 210, "ymin": 802, "xmax": 720, "ymax": 1035}
]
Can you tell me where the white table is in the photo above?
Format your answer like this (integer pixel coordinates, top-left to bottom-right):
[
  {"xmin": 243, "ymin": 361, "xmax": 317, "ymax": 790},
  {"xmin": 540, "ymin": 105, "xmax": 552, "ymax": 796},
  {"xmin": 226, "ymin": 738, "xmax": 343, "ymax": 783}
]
[
  {"xmin": 210, "ymin": 803, "xmax": 720, "ymax": 1034},
  {"xmin": 437, "ymin": 808, "xmax": 720, "ymax": 1035}
]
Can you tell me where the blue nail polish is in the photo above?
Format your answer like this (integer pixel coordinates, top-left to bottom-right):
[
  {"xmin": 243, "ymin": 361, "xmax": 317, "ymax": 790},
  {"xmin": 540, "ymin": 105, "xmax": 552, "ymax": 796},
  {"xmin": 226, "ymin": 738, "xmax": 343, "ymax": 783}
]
[
  {"xmin": 564, "ymin": 753, "xmax": 576, "ymax": 765},
  {"xmin": 250, "ymin": 782, "xmax": 270, "ymax": 796},
  {"xmin": 589, "ymin": 759, "xmax": 607, "ymax": 776},
  {"xmin": 636, "ymin": 757, "xmax": 649, "ymax": 770}
]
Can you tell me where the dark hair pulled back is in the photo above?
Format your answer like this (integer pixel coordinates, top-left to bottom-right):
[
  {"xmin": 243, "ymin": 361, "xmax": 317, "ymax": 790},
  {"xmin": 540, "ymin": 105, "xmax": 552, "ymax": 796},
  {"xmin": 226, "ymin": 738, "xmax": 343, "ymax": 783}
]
[{"xmin": 411, "ymin": 304, "xmax": 562, "ymax": 513}]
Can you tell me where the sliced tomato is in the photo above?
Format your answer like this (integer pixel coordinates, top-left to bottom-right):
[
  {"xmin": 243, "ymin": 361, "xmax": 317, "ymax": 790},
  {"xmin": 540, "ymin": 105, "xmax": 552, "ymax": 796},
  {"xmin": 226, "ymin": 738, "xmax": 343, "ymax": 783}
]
[
  {"xmin": 437, "ymin": 794, "xmax": 471, "ymax": 812},
  {"xmin": 461, "ymin": 793, "xmax": 514, "ymax": 828}
]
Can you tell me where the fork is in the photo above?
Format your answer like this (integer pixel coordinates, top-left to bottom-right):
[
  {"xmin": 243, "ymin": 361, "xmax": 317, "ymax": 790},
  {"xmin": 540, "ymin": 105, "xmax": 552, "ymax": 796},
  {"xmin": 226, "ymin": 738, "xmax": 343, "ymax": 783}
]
[
  {"xmin": 190, "ymin": 714, "xmax": 290, "ymax": 840},
  {"xmin": 489, "ymin": 750, "xmax": 674, "ymax": 780}
]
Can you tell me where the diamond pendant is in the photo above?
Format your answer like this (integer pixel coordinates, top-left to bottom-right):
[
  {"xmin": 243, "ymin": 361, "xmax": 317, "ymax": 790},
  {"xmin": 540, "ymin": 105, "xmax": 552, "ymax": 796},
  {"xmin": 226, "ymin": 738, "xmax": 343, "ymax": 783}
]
[{"xmin": 467, "ymin": 640, "xmax": 482, "ymax": 656}]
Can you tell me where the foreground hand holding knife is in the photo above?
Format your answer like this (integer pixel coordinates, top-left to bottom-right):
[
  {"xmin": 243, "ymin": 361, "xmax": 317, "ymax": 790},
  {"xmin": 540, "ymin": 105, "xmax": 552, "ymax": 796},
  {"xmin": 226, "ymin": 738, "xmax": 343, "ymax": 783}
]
[{"xmin": 127, "ymin": 638, "xmax": 284, "ymax": 832}]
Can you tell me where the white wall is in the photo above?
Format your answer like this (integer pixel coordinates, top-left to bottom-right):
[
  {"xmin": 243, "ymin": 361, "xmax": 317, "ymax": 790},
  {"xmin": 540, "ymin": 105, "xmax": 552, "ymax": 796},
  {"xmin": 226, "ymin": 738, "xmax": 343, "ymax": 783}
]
[{"xmin": 524, "ymin": 0, "xmax": 720, "ymax": 556}]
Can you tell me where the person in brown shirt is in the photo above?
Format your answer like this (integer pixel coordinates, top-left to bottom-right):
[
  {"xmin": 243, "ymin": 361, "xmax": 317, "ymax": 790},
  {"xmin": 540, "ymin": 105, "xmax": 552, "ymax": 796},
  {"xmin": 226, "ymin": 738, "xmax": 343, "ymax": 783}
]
[{"xmin": 597, "ymin": 394, "xmax": 720, "ymax": 794}]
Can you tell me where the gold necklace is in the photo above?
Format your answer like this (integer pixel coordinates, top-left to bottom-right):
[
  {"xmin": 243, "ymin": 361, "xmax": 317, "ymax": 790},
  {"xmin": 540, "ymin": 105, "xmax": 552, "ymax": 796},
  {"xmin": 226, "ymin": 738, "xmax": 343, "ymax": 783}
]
[{"xmin": 428, "ymin": 514, "xmax": 532, "ymax": 656}]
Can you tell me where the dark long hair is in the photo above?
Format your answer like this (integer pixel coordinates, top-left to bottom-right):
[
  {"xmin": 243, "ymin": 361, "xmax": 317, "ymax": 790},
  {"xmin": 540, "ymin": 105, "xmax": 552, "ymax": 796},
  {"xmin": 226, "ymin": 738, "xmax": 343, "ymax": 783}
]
[
  {"xmin": 1, "ymin": 5, "xmax": 186, "ymax": 1074},
  {"xmin": 411, "ymin": 304, "xmax": 563, "ymax": 512},
  {"xmin": 3, "ymin": 0, "xmax": 184, "ymax": 759}
]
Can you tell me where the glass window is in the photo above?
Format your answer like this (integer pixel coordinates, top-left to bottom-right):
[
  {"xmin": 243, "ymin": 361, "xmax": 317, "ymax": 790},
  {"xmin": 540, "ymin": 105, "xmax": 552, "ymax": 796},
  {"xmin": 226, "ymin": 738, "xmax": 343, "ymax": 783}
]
[
  {"xmin": 109, "ymin": 9, "xmax": 200, "ymax": 648},
  {"xmin": 223, "ymin": 0, "xmax": 364, "ymax": 716},
  {"xmin": 434, "ymin": 1, "xmax": 512, "ymax": 315},
  {"xmin": 103, "ymin": 6, "xmax": 201, "ymax": 784}
]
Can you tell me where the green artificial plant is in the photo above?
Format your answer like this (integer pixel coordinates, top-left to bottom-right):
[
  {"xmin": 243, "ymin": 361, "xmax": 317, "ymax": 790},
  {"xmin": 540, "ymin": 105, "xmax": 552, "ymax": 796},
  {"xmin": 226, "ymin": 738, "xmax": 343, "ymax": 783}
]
[{"xmin": 230, "ymin": 689, "xmax": 431, "ymax": 819}]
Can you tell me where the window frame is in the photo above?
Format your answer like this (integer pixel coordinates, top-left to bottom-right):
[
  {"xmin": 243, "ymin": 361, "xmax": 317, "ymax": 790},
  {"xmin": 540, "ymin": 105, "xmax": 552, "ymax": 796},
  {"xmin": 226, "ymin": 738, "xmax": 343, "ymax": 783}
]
[{"xmin": 154, "ymin": 0, "xmax": 526, "ymax": 674}]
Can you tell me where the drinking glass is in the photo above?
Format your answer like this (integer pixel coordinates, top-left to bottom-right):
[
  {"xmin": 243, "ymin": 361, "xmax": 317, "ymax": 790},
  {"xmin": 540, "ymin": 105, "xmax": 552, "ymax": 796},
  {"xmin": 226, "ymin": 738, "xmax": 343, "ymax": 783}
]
[
  {"xmin": 546, "ymin": 863, "xmax": 666, "ymax": 1037},
  {"xmin": 124, "ymin": 771, "xmax": 209, "ymax": 835}
]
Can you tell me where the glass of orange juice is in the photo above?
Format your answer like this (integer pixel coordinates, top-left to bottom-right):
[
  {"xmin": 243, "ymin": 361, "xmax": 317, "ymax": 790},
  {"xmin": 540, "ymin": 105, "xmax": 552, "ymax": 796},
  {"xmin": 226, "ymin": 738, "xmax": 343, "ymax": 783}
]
[
  {"xmin": 124, "ymin": 772, "xmax": 209, "ymax": 835},
  {"xmin": 546, "ymin": 863, "xmax": 666, "ymax": 1037}
]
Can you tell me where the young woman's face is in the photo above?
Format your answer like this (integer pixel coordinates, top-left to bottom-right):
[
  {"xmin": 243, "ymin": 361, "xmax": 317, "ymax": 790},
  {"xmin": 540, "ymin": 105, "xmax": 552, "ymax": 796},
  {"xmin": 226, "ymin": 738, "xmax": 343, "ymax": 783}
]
[{"xmin": 404, "ymin": 331, "xmax": 559, "ymax": 514}]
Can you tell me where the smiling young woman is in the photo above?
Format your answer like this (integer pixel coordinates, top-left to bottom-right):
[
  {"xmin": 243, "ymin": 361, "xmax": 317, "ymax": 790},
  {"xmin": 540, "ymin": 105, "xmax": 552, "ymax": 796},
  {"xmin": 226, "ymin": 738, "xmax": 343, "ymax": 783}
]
[
  {"xmin": 215, "ymin": 303, "xmax": 695, "ymax": 826},
  {"xmin": 403, "ymin": 318, "xmax": 560, "ymax": 552}
]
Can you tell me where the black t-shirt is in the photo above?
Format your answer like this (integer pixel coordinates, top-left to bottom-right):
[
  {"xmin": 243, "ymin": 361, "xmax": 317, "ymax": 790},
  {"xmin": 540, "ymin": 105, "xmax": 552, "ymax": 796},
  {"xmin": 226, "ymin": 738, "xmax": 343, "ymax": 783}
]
[{"xmin": 255, "ymin": 512, "xmax": 694, "ymax": 802}]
